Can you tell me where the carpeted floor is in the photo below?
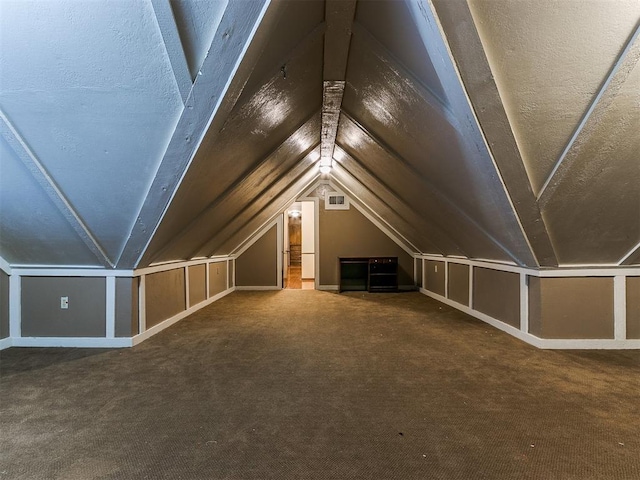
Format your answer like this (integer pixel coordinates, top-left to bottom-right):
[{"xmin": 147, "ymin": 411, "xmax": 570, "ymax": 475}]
[{"xmin": 1, "ymin": 291, "xmax": 639, "ymax": 479}]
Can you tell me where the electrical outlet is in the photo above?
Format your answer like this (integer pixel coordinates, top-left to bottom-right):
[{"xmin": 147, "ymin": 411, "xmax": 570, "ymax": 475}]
[
  {"xmin": 435, "ymin": 265, "xmax": 438, "ymax": 272},
  {"xmin": 60, "ymin": 296, "xmax": 69, "ymax": 309},
  {"xmin": 217, "ymin": 267, "xmax": 220, "ymax": 275}
]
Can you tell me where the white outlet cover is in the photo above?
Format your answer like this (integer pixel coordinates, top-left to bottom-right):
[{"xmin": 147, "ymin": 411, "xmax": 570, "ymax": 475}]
[{"xmin": 60, "ymin": 296, "xmax": 69, "ymax": 309}]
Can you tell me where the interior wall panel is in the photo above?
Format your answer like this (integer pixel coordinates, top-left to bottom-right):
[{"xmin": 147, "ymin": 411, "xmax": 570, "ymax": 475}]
[
  {"xmin": 21, "ymin": 277, "xmax": 106, "ymax": 337},
  {"xmin": 473, "ymin": 268, "xmax": 520, "ymax": 329},
  {"xmin": 209, "ymin": 262, "xmax": 228, "ymax": 297},
  {"xmin": 145, "ymin": 269, "xmax": 186, "ymax": 329},
  {"xmin": 236, "ymin": 225, "xmax": 278, "ymax": 287},
  {"xmin": 448, "ymin": 263, "xmax": 470, "ymax": 306},
  {"xmin": 188, "ymin": 264, "xmax": 207, "ymax": 307},
  {"xmin": 318, "ymin": 202, "xmax": 414, "ymax": 287},
  {"xmin": 529, "ymin": 277, "xmax": 614, "ymax": 339},
  {"xmin": 627, "ymin": 277, "xmax": 640, "ymax": 339},
  {"xmin": 115, "ymin": 277, "xmax": 138, "ymax": 338},
  {"xmin": 0, "ymin": 271, "xmax": 9, "ymax": 339},
  {"xmin": 425, "ymin": 260, "xmax": 445, "ymax": 297}
]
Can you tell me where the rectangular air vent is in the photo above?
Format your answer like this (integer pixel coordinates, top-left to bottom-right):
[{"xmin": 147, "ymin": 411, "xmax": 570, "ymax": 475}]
[{"xmin": 325, "ymin": 192, "xmax": 349, "ymax": 210}]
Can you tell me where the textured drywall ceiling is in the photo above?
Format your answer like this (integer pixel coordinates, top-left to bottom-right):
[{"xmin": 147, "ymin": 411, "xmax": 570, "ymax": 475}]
[{"xmin": 1, "ymin": 0, "xmax": 638, "ymax": 269}]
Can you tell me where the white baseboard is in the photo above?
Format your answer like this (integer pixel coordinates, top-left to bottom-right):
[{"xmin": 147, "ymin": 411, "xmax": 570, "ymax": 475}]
[
  {"xmin": 235, "ymin": 286, "xmax": 280, "ymax": 291},
  {"xmin": 132, "ymin": 287, "xmax": 235, "ymax": 346},
  {"xmin": 10, "ymin": 337, "xmax": 132, "ymax": 348},
  {"xmin": 420, "ymin": 288, "xmax": 640, "ymax": 350},
  {"xmin": 0, "ymin": 337, "xmax": 13, "ymax": 350}
]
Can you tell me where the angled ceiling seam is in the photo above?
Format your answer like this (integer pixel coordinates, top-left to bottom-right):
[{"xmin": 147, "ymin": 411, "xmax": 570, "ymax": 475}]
[
  {"xmin": 117, "ymin": 0, "xmax": 271, "ymax": 269},
  {"xmin": 144, "ymin": 110, "xmax": 322, "ymax": 264},
  {"xmin": 406, "ymin": 0, "xmax": 537, "ymax": 267},
  {"xmin": 620, "ymin": 241, "xmax": 640, "ymax": 265},
  {"xmin": 150, "ymin": 0, "xmax": 193, "ymax": 104},
  {"xmin": 0, "ymin": 111, "xmax": 112, "ymax": 268},
  {"xmin": 537, "ymin": 21, "xmax": 640, "ymax": 207},
  {"xmin": 185, "ymin": 147, "xmax": 321, "ymax": 260},
  {"xmin": 201, "ymin": 163, "xmax": 321, "ymax": 257},
  {"xmin": 339, "ymin": 108, "xmax": 525, "ymax": 264},
  {"xmin": 328, "ymin": 173, "xmax": 422, "ymax": 255},
  {"xmin": 332, "ymin": 145, "xmax": 464, "ymax": 256},
  {"xmin": 430, "ymin": 0, "xmax": 557, "ymax": 266},
  {"xmin": 229, "ymin": 175, "xmax": 324, "ymax": 258},
  {"xmin": 225, "ymin": 171, "xmax": 322, "ymax": 257}
]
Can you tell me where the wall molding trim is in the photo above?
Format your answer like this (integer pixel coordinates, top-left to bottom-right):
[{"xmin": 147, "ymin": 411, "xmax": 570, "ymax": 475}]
[
  {"xmin": 10, "ymin": 337, "xmax": 132, "ymax": 349},
  {"xmin": 235, "ymin": 286, "xmax": 280, "ymax": 291},
  {"xmin": 0, "ymin": 337, "xmax": 12, "ymax": 350}
]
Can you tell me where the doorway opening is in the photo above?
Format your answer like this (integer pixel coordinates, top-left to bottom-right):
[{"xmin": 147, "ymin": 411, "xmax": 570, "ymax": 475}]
[{"xmin": 284, "ymin": 201, "xmax": 315, "ymax": 290}]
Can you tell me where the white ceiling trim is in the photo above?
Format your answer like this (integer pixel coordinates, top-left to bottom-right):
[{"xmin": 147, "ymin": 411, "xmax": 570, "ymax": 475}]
[
  {"xmin": 150, "ymin": 0, "xmax": 193, "ymax": 104},
  {"xmin": 0, "ymin": 255, "xmax": 11, "ymax": 275},
  {"xmin": 537, "ymin": 21, "xmax": 640, "ymax": 206},
  {"xmin": 0, "ymin": 110, "xmax": 113, "ymax": 268},
  {"xmin": 619, "ymin": 240, "xmax": 640, "ymax": 266}
]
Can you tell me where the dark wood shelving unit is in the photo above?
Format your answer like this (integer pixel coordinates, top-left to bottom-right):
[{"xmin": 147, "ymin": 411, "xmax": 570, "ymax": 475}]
[{"xmin": 339, "ymin": 257, "xmax": 398, "ymax": 293}]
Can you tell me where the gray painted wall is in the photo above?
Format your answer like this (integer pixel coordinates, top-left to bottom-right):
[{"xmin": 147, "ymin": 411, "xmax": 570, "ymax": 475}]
[
  {"xmin": 529, "ymin": 277, "xmax": 614, "ymax": 339},
  {"xmin": 21, "ymin": 277, "xmax": 106, "ymax": 337},
  {"xmin": 473, "ymin": 268, "xmax": 520, "ymax": 328},
  {"xmin": 236, "ymin": 225, "xmax": 278, "ymax": 287},
  {"xmin": 209, "ymin": 262, "xmax": 228, "ymax": 297},
  {"xmin": 448, "ymin": 263, "xmax": 469, "ymax": 306},
  {"xmin": 627, "ymin": 277, "xmax": 640, "ymax": 339},
  {"xmin": 228, "ymin": 259, "xmax": 234, "ymax": 288},
  {"xmin": 319, "ymin": 205, "xmax": 414, "ymax": 287},
  {"xmin": 115, "ymin": 277, "xmax": 138, "ymax": 338},
  {"xmin": 425, "ymin": 260, "xmax": 445, "ymax": 296},
  {"xmin": 145, "ymin": 269, "xmax": 186, "ymax": 328},
  {"xmin": 0, "ymin": 271, "xmax": 9, "ymax": 338},
  {"xmin": 188, "ymin": 264, "xmax": 207, "ymax": 307}
]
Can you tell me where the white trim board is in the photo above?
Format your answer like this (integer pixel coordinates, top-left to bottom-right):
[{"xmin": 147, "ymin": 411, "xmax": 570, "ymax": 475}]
[
  {"xmin": 0, "ymin": 337, "xmax": 12, "ymax": 350},
  {"xmin": 0, "ymin": 255, "xmax": 11, "ymax": 275},
  {"xmin": 132, "ymin": 287, "xmax": 235, "ymax": 346},
  {"xmin": 11, "ymin": 337, "xmax": 132, "ymax": 349},
  {"xmin": 136, "ymin": 257, "xmax": 230, "ymax": 276},
  {"xmin": 11, "ymin": 268, "xmax": 134, "ymax": 277},
  {"xmin": 420, "ymin": 288, "xmax": 640, "ymax": 350},
  {"xmin": 235, "ymin": 286, "xmax": 280, "ymax": 291}
]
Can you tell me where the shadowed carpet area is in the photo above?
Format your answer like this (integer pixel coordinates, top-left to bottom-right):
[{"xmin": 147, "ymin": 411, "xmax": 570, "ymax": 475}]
[{"xmin": 1, "ymin": 291, "xmax": 639, "ymax": 479}]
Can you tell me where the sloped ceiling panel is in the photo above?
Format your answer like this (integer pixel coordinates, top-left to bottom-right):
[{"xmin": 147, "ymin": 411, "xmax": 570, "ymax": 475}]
[
  {"xmin": 468, "ymin": 0, "xmax": 640, "ymax": 194},
  {"xmin": 0, "ymin": 138, "xmax": 99, "ymax": 266},
  {"xmin": 140, "ymin": 2, "xmax": 324, "ymax": 266},
  {"xmin": 170, "ymin": 0, "xmax": 227, "ymax": 80},
  {"xmin": 0, "ymin": 1, "xmax": 183, "ymax": 263},
  {"xmin": 466, "ymin": 0, "xmax": 640, "ymax": 265},
  {"xmin": 341, "ymin": 7, "xmax": 535, "ymax": 265}
]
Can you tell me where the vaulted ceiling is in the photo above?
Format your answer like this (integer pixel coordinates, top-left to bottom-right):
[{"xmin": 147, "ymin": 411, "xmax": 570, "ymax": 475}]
[{"xmin": 1, "ymin": 0, "xmax": 638, "ymax": 270}]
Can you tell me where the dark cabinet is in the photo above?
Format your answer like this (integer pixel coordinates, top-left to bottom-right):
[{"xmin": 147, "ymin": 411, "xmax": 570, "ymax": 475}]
[{"xmin": 339, "ymin": 257, "xmax": 398, "ymax": 292}]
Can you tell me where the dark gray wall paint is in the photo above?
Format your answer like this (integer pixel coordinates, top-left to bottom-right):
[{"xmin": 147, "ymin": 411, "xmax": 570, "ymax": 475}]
[
  {"xmin": 448, "ymin": 263, "xmax": 470, "ymax": 306},
  {"xmin": 209, "ymin": 262, "xmax": 228, "ymax": 297},
  {"xmin": 529, "ymin": 277, "xmax": 614, "ymax": 339},
  {"xmin": 627, "ymin": 277, "xmax": 640, "ymax": 339},
  {"xmin": 236, "ymin": 225, "xmax": 278, "ymax": 287},
  {"xmin": 21, "ymin": 277, "xmax": 106, "ymax": 337},
  {"xmin": 425, "ymin": 260, "xmax": 445, "ymax": 296},
  {"xmin": 228, "ymin": 259, "xmax": 234, "ymax": 288},
  {"xmin": 115, "ymin": 277, "xmax": 138, "ymax": 337},
  {"xmin": 318, "ymin": 205, "xmax": 413, "ymax": 286},
  {"xmin": 188, "ymin": 264, "xmax": 207, "ymax": 306},
  {"xmin": 473, "ymin": 268, "xmax": 520, "ymax": 328},
  {"xmin": 0, "ymin": 271, "xmax": 9, "ymax": 338},
  {"xmin": 145, "ymin": 269, "xmax": 186, "ymax": 328},
  {"xmin": 415, "ymin": 259, "xmax": 422, "ymax": 288}
]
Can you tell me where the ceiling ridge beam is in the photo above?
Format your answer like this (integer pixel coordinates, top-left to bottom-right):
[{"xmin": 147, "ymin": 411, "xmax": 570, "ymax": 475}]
[
  {"xmin": 350, "ymin": 21, "xmax": 459, "ymax": 133},
  {"xmin": 323, "ymin": 0, "xmax": 357, "ymax": 80},
  {"xmin": 328, "ymin": 171, "xmax": 424, "ymax": 255},
  {"xmin": 150, "ymin": 0, "xmax": 193, "ymax": 104},
  {"xmin": 0, "ymin": 110, "xmax": 113, "ymax": 268},
  {"xmin": 212, "ymin": 168, "xmax": 321, "ymax": 257},
  {"xmin": 538, "ymin": 21, "xmax": 640, "ymax": 206},
  {"xmin": 430, "ymin": 0, "xmax": 557, "ymax": 266},
  {"xmin": 332, "ymin": 145, "xmax": 462, "ymax": 256},
  {"xmin": 405, "ymin": 0, "xmax": 537, "ymax": 267},
  {"xmin": 143, "ymin": 111, "xmax": 321, "ymax": 264},
  {"xmin": 340, "ymin": 109, "xmax": 524, "ymax": 265},
  {"xmin": 118, "ymin": 0, "xmax": 271, "ymax": 268}
]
